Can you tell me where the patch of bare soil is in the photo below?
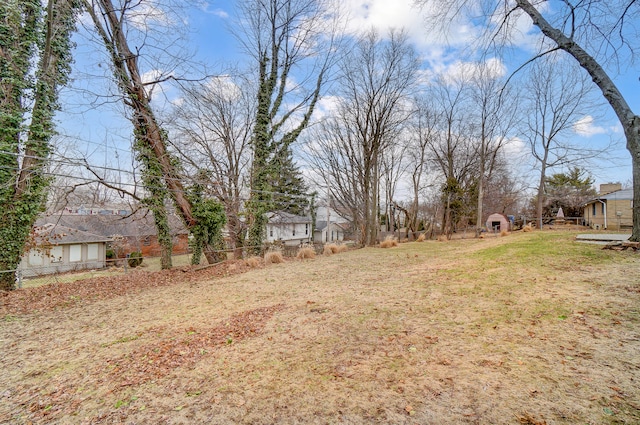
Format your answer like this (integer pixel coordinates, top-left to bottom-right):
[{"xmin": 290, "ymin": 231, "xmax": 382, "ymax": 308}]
[{"xmin": 1, "ymin": 232, "xmax": 639, "ymax": 424}]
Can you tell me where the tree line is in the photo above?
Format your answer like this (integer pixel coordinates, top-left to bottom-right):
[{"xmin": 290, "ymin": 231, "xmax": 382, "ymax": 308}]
[{"xmin": 1, "ymin": 0, "xmax": 638, "ymax": 290}]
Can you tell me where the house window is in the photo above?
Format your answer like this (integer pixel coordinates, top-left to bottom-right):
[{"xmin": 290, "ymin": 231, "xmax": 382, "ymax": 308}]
[
  {"xmin": 69, "ymin": 244, "xmax": 82, "ymax": 262},
  {"xmin": 28, "ymin": 250, "xmax": 44, "ymax": 266},
  {"xmin": 87, "ymin": 243, "xmax": 99, "ymax": 261},
  {"xmin": 305, "ymin": 223, "xmax": 308, "ymax": 235},
  {"xmin": 50, "ymin": 246, "xmax": 63, "ymax": 263},
  {"xmin": 592, "ymin": 204, "xmax": 596, "ymax": 216}
]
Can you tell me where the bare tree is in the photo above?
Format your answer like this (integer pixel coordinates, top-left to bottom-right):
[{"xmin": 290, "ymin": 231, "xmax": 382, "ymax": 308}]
[
  {"xmin": 416, "ymin": 0, "xmax": 640, "ymax": 240},
  {"xmin": 82, "ymin": 0, "xmax": 226, "ymax": 266},
  {"xmin": 308, "ymin": 29, "xmax": 419, "ymax": 246},
  {"xmin": 468, "ymin": 62, "xmax": 519, "ymax": 236},
  {"xmin": 167, "ymin": 75, "xmax": 254, "ymax": 258},
  {"xmin": 522, "ymin": 55, "xmax": 599, "ymax": 229},
  {"xmin": 401, "ymin": 97, "xmax": 440, "ymax": 239},
  {"xmin": 427, "ymin": 75, "xmax": 477, "ymax": 238},
  {"xmin": 237, "ymin": 0, "xmax": 342, "ymax": 251}
]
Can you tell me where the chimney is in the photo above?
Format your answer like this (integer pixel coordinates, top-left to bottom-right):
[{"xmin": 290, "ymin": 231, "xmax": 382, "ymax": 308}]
[{"xmin": 599, "ymin": 183, "xmax": 622, "ymax": 195}]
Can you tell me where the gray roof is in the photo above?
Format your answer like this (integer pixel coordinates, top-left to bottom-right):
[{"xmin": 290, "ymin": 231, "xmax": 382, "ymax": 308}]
[
  {"xmin": 36, "ymin": 210, "xmax": 188, "ymax": 238},
  {"xmin": 267, "ymin": 211, "xmax": 311, "ymax": 224},
  {"xmin": 35, "ymin": 224, "xmax": 111, "ymax": 245},
  {"xmin": 589, "ymin": 188, "xmax": 633, "ymax": 202}
]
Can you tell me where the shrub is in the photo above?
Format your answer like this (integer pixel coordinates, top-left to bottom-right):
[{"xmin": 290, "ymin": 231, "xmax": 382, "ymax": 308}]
[
  {"xmin": 296, "ymin": 246, "xmax": 316, "ymax": 260},
  {"xmin": 416, "ymin": 233, "xmax": 426, "ymax": 242},
  {"xmin": 106, "ymin": 249, "xmax": 116, "ymax": 259},
  {"xmin": 323, "ymin": 243, "xmax": 338, "ymax": 255},
  {"xmin": 264, "ymin": 250, "xmax": 285, "ymax": 264},
  {"xmin": 127, "ymin": 251, "xmax": 143, "ymax": 268},
  {"xmin": 244, "ymin": 256, "xmax": 262, "ymax": 268},
  {"xmin": 379, "ymin": 236, "xmax": 398, "ymax": 248},
  {"xmin": 335, "ymin": 244, "xmax": 348, "ymax": 253}
]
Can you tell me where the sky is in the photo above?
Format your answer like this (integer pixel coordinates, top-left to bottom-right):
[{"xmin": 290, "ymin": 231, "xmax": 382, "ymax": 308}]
[{"xmin": 56, "ymin": 0, "xmax": 639, "ymax": 200}]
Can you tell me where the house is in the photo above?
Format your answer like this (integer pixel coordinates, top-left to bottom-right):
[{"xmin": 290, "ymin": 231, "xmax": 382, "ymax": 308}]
[
  {"xmin": 266, "ymin": 211, "xmax": 312, "ymax": 246},
  {"xmin": 19, "ymin": 224, "xmax": 111, "ymax": 278},
  {"xmin": 314, "ymin": 220, "xmax": 348, "ymax": 243},
  {"xmin": 583, "ymin": 183, "xmax": 633, "ymax": 230},
  {"xmin": 485, "ymin": 213, "xmax": 511, "ymax": 232},
  {"xmin": 313, "ymin": 206, "xmax": 352, "ymax": 243},
  {"xmin": 36, "ymin": 210, "xmax": 190, "ymax": 257}
]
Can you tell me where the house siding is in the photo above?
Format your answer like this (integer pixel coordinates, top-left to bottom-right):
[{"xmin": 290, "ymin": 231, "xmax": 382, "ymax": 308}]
[
  {"xmin": 583, "ymin": 195, "xmax": 633, "ymax": 230},
  {"xmin": 20, "ymin": 242, "xmax": 108, "ymax": 278}
]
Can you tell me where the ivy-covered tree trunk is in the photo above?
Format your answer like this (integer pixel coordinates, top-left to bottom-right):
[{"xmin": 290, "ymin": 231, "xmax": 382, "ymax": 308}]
[
  {"xmin": 0, "ymin": 0, "xmax": 79, "ymax": 290},
  {"xmin": 85, "ymin": 0, "xmax": 227, "ymax": 264},
  {"xmin": 134, "ymin": 131, "xmax": 173, "ymax": 269}
]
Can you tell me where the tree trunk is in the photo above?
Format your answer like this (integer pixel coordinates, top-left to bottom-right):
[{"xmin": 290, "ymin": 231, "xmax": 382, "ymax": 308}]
[{"xmin": 516, "ymin": 0, "xmax": 640, "ymax": 241}]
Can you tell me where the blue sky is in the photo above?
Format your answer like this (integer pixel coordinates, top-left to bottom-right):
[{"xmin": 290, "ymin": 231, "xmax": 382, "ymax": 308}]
[{"xmin": 56, "ymin": 0, "xmax": 638, "ymax": 195}]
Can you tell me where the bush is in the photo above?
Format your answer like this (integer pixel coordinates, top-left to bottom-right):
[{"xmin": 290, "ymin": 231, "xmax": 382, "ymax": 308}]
[
  {"xmin": 244, "ymin": 256, "xmax": 262, "ymax": 268},
  {"xmin": 379, "ymin": 236, "xmax": 398, "ymax": 248},
  {"xmin": 127, "ymin": 251, "xmax": 143, "ymax": 268},
  {"xmin": 106, "ymin": 249, "xmax": 116, "ymax": 259},
  {"xmin": 264, "ymin": 250, "xmax": 284, "ymax": 265},
  {"xmin": 296, "ymin": 246, "xmax": 316, "ymax": 260}
]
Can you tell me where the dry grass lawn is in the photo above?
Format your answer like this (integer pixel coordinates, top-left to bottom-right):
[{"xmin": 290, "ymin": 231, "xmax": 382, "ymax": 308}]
[{"xmin": 1, "ymin": 230, "xmax": 639, "ymax": 424}]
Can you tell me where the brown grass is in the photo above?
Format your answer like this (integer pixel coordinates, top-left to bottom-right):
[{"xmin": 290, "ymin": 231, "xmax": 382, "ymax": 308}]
[
  {"xmin": 500, "ymin": 229, "xmax": 509, "ymax": 237},
  {"xmin": 523, "ymin": 223, "xmax": 534, "ymax": 232},
  {"xmin": 296, "ymin": 246, "xmax": 316, "ymax": 260},
  {"xmin": 244, "ymin": 256, "xmax": 262, "ymax": 268},
  {"xmin": 323, "ymin": 243, "xmax": 341, "ymax": 255},
  {"xmin": 379, "ymin": 235, "xmax": 398, "ymax": 248},
  {"xmin": 2, "ymin": 231, "xmax": 639, "ymax": 424},
  {"xmin": 437, "ymin": 234, "xmax": 448, "ymax": 242},
  {"xmin": 264, "ymin": 250, "xmax": 285, "ymax": 264},
  {"xmin": 416, "ymin": 233, "xmax": 426, "ymax": 242}
]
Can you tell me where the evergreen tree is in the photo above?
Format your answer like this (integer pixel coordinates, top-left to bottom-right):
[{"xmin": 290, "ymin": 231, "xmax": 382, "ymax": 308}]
[
  {"xmin": 544, "ymin": 167, "xmax": 597, "ymax": 218},
  {"xmin": 269, "ymin": 147, "xmax": 309, "ymax": 216}
]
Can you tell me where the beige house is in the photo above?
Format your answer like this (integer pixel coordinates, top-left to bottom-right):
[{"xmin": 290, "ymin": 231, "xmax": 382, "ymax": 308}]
[
  {"xmin": 19, "ymin": 224, "xmax": 111, "ymax": 278},
  {"xmin": 583, "ymin": 184, "xmax": 633, "ymax": 230}
]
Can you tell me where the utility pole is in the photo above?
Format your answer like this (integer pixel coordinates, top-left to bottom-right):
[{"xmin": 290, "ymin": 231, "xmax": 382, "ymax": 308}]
[{"xmin": 326, "ymin": 194, "xmax": 331, "ymax": 242}]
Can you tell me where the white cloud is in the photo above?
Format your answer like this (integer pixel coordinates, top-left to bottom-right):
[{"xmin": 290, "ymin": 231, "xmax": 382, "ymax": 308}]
[
  {"xmin": 573, "ymin": 115, "xmax": 607, "ymax": 137},
  {"xmin": 199, "ymin": 2, "xmax": 229, "ymax": 18},
  {"xmin": 128, "ymin": 2, "xmax": 174, "ymax": 31},
  {"xmin": 340, "ymin": 0, "xmax": 479, "ymax": 50}
]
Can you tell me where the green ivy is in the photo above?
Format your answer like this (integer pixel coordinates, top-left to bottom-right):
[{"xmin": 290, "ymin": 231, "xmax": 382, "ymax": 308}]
[
  {"xmin": 187, "ymin": 187, "xmax": 226, "ymax": 265},
  {"xmin": 0, "ymin": 0, "xmax": 81, "ymax": 290}
]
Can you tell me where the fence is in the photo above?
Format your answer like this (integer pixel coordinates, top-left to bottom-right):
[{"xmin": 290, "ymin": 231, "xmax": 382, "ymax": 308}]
[{"xmin": 0, "ymin": 242, "xmax": 339, "ymax": 290}]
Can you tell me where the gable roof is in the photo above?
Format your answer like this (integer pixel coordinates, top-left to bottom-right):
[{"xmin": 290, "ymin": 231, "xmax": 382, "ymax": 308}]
[{"xmin": 267, "ymin": 211, "xmax": 311, "ymax": 224}]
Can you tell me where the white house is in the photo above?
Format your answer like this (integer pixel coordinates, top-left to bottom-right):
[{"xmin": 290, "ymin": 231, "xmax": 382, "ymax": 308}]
[
  {"xmin": 313, "ymin": 207, "xmax": 351, "ymax": 243},
  {"xmin": 266, "ymin": 211, "xmax": 312, "ymax": 246},
  {"xmin": 19, "ymin": 224, "xmax": 111, "ymax": 278}
]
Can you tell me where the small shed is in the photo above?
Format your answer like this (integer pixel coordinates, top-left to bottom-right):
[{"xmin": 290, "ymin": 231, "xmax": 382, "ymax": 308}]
[{"xmin": 486, "ymin": 213, "xmax": 510, "ymax": 232}]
